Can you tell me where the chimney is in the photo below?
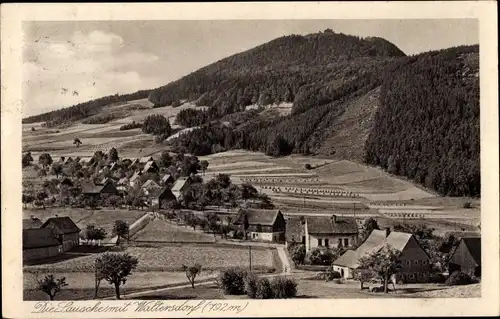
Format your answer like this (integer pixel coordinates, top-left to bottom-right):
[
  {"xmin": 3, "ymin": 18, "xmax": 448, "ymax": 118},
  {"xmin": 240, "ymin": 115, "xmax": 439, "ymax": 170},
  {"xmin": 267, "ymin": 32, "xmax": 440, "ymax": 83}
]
[
  {"xmin": 331, "ymin": 214, "xmax": 337, "ymax": 224},
  {"xmin": 385, "ymin": 227, "xmax": 391, "ymax": 237}
]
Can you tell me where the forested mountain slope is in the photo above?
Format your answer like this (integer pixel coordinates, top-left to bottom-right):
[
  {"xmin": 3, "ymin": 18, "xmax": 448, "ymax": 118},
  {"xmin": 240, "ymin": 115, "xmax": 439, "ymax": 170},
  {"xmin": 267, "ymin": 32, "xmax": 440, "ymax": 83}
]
[{"xmin": 365, "ymin": 45, "xmax": 479, "ymax": 197}]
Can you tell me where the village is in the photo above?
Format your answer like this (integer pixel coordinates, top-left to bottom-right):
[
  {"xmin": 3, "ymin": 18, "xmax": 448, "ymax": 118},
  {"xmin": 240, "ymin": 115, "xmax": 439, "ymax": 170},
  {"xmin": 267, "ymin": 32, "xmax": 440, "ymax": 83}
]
[{"xmin": 22, "ymin": 148, "xmax": 481, "ymax": 300}]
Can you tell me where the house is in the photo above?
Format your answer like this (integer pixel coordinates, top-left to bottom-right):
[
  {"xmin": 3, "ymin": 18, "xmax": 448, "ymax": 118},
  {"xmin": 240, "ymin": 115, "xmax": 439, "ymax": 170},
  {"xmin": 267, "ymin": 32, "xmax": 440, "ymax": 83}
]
[
  {"xmin": 141, "ymin": 161, "xmax": 159, "ymax": 174},
  {"xmin": 285, "ymin": 217, "xmax": 306, "ymax": 248},
  {"xmin": 171, "ymin": 176, "xmax": 192, "ymax": 200},
  {"xmin": 333, "ymin": 228, "xmax": 431, "ymax": 282},
  {"xmin": 142, "ymin": 179, "xmax": 161, "ymax": 195},
  {"xmin": 149, "ymin": 188, "xmax": 177, "ymax": 209},
  {"xmin": 23, "ymin": 216, "xmax": 43, "ymax": 229},
  {"xmin": 129, "ymin": 156, "xmax": 154, "ymax": 168},
  {"xmin": 129, "ymin": 171, "xmax": 143, "ymax": 187},
  {"xmin": 63, "ymin": 157, "xmax": 74, "ymax": 164},
  {"xmin": 82, "ymin": 181, "xmax": 118, "ymax": 199},
  {"xmin": 448, "ymin": 237, "xmax": 481, "ymax": 277},
  {"xmin": 108, "ymin": 162, "xmax": 121, "ymax": 171},
  {"xmin": 233, "ymin": 209, "xmax": 286, "ymax": 242},
  {"xmin": 116, "ymin": 177, "xmax": 129, "ymax": 192},
  {"xmin": 77, "ymin": 156, "xmax": 93, "ymax": 164},
  {"xmin": 23, "ymin": 228, "xmax": 63, "ymax": 262},
  {"xmin": 304, "ymin": 215, "xmax": 359, "ymax": 253},
  {"xmin": 41, "ymin": 217, "xmax": 81, "ymax": 251},
  {"xmin": 59, "ymin": 177, "xmax": 74, "ymax": 187},
  {"xmin": 161, "ymin": 174, "xmax": 175, "ymax": 185}
]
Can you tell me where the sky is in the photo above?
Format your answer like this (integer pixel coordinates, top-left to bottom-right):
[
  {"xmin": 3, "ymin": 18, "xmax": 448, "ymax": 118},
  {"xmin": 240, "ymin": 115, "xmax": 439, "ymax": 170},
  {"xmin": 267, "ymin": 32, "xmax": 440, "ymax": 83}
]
[{"xmin": 22, "ymin": 19, "xmax": 479, "ymax": 117}]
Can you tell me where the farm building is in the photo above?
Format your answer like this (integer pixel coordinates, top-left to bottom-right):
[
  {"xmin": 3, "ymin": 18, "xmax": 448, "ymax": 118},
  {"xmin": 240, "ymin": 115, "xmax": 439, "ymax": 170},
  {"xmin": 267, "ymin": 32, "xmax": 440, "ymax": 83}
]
[
  {"xmin": 41, "ymin": 216, "xmax": 81, "ymax": 251},
  {"xmin": 285, "ymin": 217, "xmax": 305, "ymax": 248},
  {"xmin": 108, "ymin": 162, "xmax": 121, "ymax": 171},
  {"xmin": 161, "ymin": 174, "xmax": 175, "ymax": 185},
  {"xmin": 333, "ymin": 229, "xmax": 431, "ymax": 282},
  {"xmin": 129, "ymin": 156, "xmax": 154, "ymax": 168},
  {"xmin": 23, "ymin": 228, "xmax": 63, "ymax": 262},
  {"xmin": 171, "ymin": 176, "xmax": 192, "ymax": 200},
  {"xmin": 304, "ymin": 215, "xmax": 359, "ymax": 253},
  {"xmin": 82, "ymin": 181, "xmax": 118, "ymax": 199},
  {"xmin": 149, "ymin": 188, "xmax": 177, "ymax": 209},
  {"xmin": 142, "ymin": 180, "xmax": 162, "ymax": 195},
  {"xmin": 234, "ymin": 209, "xmax": 286, "ymax": 242},
  {"xmin": 448, "ymin": 237, "xmax": 481, "ymax": 277},
  {"xmin": 77, "ymin": 156, "xmax": 93, "ymax": 164},
  {"xmin": 141, "ymin": 161, "xmax": 159, "ymax": 174},
  {"xmin": 129, "ymin": 171, "xmax": 143, "ymax": 187},
  {"xmin": 23, "ymin": 216, "xmax": 43, "ymax": 229},
  {"xmin": 116, "ymin": 177, "xmax": 129, "ymax": 192}
]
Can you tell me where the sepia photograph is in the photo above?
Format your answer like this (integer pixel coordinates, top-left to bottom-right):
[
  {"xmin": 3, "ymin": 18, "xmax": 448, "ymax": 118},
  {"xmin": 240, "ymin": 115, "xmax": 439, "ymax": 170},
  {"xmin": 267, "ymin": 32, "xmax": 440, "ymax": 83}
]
[{"xmin": 2, "ymin": 2, "xmax": 499, "ymax": 318}]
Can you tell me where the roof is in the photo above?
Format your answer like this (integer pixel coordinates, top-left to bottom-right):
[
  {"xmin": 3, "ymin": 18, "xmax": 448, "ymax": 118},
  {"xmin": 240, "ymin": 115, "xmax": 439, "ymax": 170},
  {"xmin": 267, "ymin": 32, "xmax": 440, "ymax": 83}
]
[
  {"xmin": 150, "ymin": 187, "xmax": 175, "ymax": 199},
  {"xmin": 42, "ymin": 216, "xmax": 81, "ymax": 234},
  {"xmin": 285, "ymin": 217, "xmax": 304, "ymax": 242},
  {"xmin": 306, "ymin": 215, "xmax": 358, "ymax": 235},
  {"xmin": 234, "ymin": 209, "xmax": 281, "ymax": 226},
  {"xmin": 23, "ymin": 217, "xmax": 43, "ymax": 229},
  {"xmin": 334, "ymin": 229, "xmax": 417, "ymax": 269},
  {"xmin": 333, "ymin": 249, "xmax": 358, "ymax": 268},
  {"xmin": 82, "ymin": 182, "xmax": 105, "ymax": 194},
  {"xmin": 117, "ymin": 177, "xmax": 129, "ymax": 185},
  {"xmin": 23, "ymin": 228, "xmax": 61, "ymax": 249},
  {"xmin": 142, "ymin": 180, "xmax": 160, "ymax": 189},
  {"xmin": 139, "ymin": 156, "xmax": 154, "ymax": 163},
  {"xmin": 59, "ymin": 177, "xmax": 73, "ymax": 184},
  {"xmin": 161, "ymin": 174, "xmax": 174, "ymax": 182},
  {"xmin": 130, "ymin": 171, "xmax": 142, "ymax": 182},
  {"xmin": 142, "ymin": 161, "xmax": 158, "ymax": 173},
  {"xmin": 461, "ymin": 237, "xmax": 481, "ymax": 265},
  {"xmin": 77, "ymin": 156, "xmax": 93, "ymax": 163},
  {"xmin": 171, "ymin": 177, "xmax": 191, "ymax": 192}
]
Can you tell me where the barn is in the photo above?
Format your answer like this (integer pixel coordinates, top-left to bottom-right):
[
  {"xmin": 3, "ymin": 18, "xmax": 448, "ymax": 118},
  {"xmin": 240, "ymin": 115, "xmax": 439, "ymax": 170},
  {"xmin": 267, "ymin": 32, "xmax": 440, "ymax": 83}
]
[{"xmin": 448, "ymin": 237, "xmax": 481, "ymax": 277}]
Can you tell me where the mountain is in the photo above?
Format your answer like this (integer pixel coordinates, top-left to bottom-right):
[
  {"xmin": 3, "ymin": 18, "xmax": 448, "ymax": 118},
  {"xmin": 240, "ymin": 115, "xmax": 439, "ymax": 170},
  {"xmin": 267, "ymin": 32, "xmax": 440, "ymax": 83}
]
[{"xmin": 22, "ymin": 30, "xmax": 480, "ymax": 197}]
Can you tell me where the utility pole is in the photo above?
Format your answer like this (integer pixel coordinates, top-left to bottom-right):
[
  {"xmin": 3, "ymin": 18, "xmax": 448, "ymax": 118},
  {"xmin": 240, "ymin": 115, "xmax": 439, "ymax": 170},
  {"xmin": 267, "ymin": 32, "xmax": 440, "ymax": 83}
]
[{"xmin": 249, "ymin": 245, "xmax": 252, "ymax": 271}]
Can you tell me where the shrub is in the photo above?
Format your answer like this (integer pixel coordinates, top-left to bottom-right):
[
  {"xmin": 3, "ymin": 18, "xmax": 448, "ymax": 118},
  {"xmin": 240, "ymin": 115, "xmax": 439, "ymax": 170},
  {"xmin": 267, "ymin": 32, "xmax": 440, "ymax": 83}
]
[
  {"xmin": 244, "ymin": 272, "xmax": 258, "ymax": 298},
  {"xmin": 325, "ymin": 267, "xmax": 341, "ymax": 281},
  {"xmin": 445, "ymin": 271, "xmax": 472, "ymax": 286},
  {"xmin": 429, "ymin": 273, "xmax": 447, "ymax": 284},
  {"xmin": 217, "ymin": 268, "xmax": 248, "ymax": 295},
  {"xmin": 255, "ymin": 277, "xmax": 274, "ymax": 299},
  {"xmin": 307, "ymin": 248, "xmax": 334, "ymax": 266},
  {"xmin": 82, "ymin": 113, "xmax": 116, "ymax": 124},
  {"xmin": 271, "ymin": 276, "xmax": 297, "ymax": 298},
  {"xmin": 120, "ymin": 121, "xmax": 142, "ymax": 131},
  {"xmin": 304, "ymin": 163, "xmax": 312, "ymax": 170},
  {"xmin": 290, "ymin": 244, "xmax": 306, "ymax": 265},
  {"xmin": 463, "ymin": 201, "xmax": 472, "ymax": 209}
]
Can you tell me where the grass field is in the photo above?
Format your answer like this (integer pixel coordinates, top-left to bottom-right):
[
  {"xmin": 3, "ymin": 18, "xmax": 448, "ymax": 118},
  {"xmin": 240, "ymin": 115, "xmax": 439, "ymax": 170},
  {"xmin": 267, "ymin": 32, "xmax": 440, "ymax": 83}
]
[
  {"xmin": 132, "ymin": 219, "xmax": 216, "ymax": 243},
  {"xmin": 24, "ymin": 244, "xmax": 275, "ymax": 273},
  {"xmin": 24, "ymin": 208, "xmax": 146, "ymax": 238}
]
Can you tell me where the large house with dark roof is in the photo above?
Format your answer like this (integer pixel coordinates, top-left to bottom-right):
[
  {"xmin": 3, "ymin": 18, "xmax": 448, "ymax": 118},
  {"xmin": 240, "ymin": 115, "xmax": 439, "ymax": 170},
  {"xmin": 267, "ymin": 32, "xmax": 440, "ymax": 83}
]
[
  {"xmin": 448, "ymin": 237, "xmax": 481, "ymax": 277},
  {"xmin": 234, "ymin": 209, "xmax": 286, "ymax": 242},
  {"xmin": 171, "ymin": 176, "xmax": 192, "ymax": 200},
  {"xmin": 23, "ymin": 228, "xmax": 63, "ymax": 262},
  {"xmin": 333, "ymin": 228, "xmax": 431, "ymax": 282},
  {"xmin": 82, "ymin": 181, "xmax": 118, "ymax": 199},
  {"xmin": 149, "ymin": 188, "xmax": 177, "ymax": 209},
  {"xmin": 304, "ymin": 215, "xmax": 359, "ymax": 253},
  {"xmin": 41, "ymin": 217, "xmax": 81, "ymax": 251}
]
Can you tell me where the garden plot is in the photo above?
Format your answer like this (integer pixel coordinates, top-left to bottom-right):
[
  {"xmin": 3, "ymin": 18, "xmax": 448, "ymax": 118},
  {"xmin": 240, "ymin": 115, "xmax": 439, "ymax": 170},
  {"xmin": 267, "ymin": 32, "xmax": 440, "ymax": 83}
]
[
  {"xmin": 131, "ymin": 219, "xmax": 215, "ymax": 243},
  {"xmin": 24, "ymin": 245, "xmax": 274, "ymax": 273},
  {"xmin": 361, "ymin": 187, "xmax": 434, "ymax": 201},
  {"xmin": 205, "ymin": 167, "xmax": 294, "ymax": 176},
  {"xmin": 207, "ymin": 161, "xmax": 276, "ymax": 171}
]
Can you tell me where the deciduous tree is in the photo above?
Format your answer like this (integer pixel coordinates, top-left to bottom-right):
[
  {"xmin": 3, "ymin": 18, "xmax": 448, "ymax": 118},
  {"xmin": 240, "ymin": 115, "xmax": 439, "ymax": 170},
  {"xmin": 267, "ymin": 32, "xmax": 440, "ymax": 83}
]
[{"xmin": 95, "ymin": 253, "xmax": 139, "ymax": 299}]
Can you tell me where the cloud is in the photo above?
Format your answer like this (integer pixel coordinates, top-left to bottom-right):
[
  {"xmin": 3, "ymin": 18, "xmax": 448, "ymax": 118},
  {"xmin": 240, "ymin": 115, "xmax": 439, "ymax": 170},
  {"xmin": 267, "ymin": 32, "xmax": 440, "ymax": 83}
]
[{"xmin": 22, "ymin": 30, "xmax": 162, "ymax": 117}]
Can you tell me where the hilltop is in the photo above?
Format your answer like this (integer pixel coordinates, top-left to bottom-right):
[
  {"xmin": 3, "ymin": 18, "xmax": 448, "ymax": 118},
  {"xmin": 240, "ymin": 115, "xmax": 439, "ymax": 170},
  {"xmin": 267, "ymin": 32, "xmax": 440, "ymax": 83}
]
[{"xmin": 22, "ymin": 30, "xmax": 479, "ymax": 197}]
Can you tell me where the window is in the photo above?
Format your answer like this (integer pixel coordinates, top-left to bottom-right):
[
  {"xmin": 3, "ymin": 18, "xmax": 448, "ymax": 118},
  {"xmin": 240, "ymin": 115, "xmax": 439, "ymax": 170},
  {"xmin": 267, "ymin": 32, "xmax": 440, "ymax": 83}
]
[
  {"xmin": 406, "ymin": 260, "xmax": 411, "ymax": 266},
  {"xmin": 302, "ymin": 236, "xmax": 306, "ymax": 244},
  {"xmin": 414, "ymin": 260, "xmax": 419, "ymax": 265},
  {"xmin": 344, "ymin": 238, "xmax": 349, "ymax": 246},
  {"xmin": 421, "ymin": 260, "xmax": 427, "ymax": 265},
  {"xmin": 318, "ymin": 238, "xmax": 323, "ymax": 246},
  {"xmin": 409, "ymin": 273, "xmax": 415, "ymax": 279},
  {"xmin": 324, "ymin": 238, "xmax": 329, "ymax": 247}
]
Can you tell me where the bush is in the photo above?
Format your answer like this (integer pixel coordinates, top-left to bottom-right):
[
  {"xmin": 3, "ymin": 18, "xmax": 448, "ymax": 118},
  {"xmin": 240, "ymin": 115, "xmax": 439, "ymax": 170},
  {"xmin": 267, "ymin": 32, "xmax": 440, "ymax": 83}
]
[
  {"xmin": 307, "ymin": 248, "xmax": 334, "ymax": 266},
  {"xmin": 463, "ymin": 201, "xmax": 472, "ymax": 209},
  {"xmin": 290, "ymin": 244, "xmax": 306, "ymax": 265},
  {"xmin": 304, "ymin": 164, "xmax": 312, "ymax": 170},
  {"xmin": 120, "ymin": 121, "xmax": 142, "ymax": 131},
  {"xmin": 255, "ymin": 277, "xmax": 274, "ymax": 299},
  {"xmin": 217, "ymin": 268, "xmax": 248, "ymax": 295},
  {"xmin": 271, "ymin": 276, "xmax": 297, "ymax": 299},
  {"xmin": 325, "ymin": 267, "xmax": 341, "ymax": 281},
  {"xmin": 142, "ymin": 114, "xmax": 172, "ymax": 136},
  {"xmin": 429, "ymin": 273, "xmax": 447, "ymax": 284},
  {"xmin": 244, "ymin": 272, "xmax": 259, "ymax": 298},
  {"xmin": 445, "ymin": 271, "xmax": 472, "ymax": 286}
]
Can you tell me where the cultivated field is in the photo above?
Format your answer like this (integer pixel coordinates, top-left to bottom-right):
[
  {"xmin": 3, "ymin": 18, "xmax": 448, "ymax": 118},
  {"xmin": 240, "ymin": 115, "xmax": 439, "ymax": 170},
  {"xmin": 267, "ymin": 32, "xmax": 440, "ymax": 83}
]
[
  {"xmin": 131, "ymin": 219, "xmax": 216, "ymax": 243},
  {"xmin": 24, "ymin": 244, "xmax": 274, "ymax": 273}
]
